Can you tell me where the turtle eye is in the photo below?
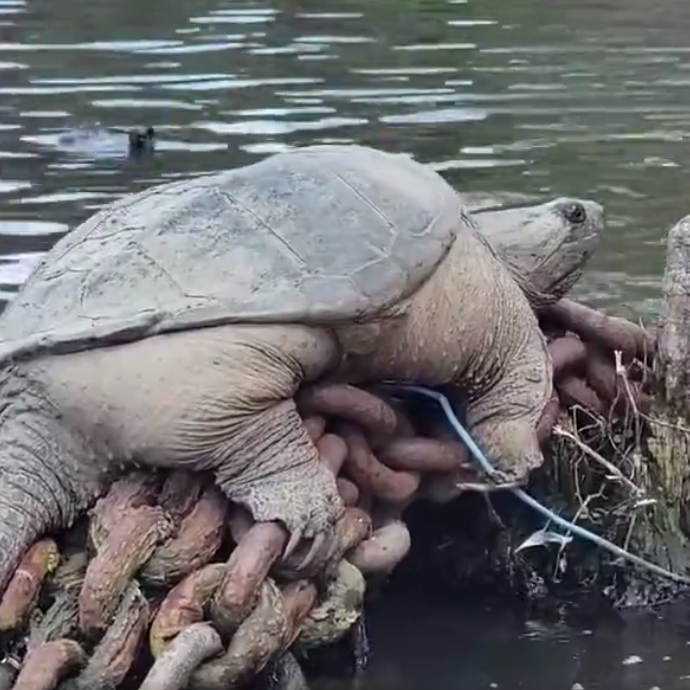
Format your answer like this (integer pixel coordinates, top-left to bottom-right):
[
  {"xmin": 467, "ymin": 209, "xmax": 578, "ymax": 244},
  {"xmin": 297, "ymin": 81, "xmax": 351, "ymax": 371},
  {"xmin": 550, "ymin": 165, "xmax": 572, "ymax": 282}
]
[{"xmin": 563, "ymin": 202, "xmax": 586, "ymax": 224}]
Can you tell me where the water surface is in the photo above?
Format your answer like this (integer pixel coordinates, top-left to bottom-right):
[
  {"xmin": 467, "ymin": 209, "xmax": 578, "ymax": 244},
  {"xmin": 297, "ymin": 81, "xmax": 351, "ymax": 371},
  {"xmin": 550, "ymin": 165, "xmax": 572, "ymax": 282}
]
[
  {"xmin": 352, "ymin": 592, "xmax": 690, "ymax": 690},
  {"xmin": 2, "ymin": 0, "xmax": 690, "ymax": 687},
  {"xmin": 3, "ymin": 0, "xmax": 690, "ymax": 314}
]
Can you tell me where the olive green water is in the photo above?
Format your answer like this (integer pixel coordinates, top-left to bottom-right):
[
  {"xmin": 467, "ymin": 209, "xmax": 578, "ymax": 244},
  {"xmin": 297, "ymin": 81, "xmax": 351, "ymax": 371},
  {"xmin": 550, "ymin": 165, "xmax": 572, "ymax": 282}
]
[{"xmin": 2, "ymin": 0, "xmax": 690, "ymax": 687}]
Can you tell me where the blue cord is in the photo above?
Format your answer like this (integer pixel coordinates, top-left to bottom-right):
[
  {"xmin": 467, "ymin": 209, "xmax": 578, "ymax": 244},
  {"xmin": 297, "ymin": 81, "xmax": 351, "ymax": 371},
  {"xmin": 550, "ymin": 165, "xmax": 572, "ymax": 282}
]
[{"xmin": 380, "ymin": 382, "xmax": 690, "ymax": 587}]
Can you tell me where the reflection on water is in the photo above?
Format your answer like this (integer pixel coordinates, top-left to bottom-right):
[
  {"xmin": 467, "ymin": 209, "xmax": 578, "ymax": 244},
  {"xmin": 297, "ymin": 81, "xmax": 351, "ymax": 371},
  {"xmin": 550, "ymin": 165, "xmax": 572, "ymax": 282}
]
[{"xmin": 2, "ymin": 0, "xmax": 690, "ymax": 686}]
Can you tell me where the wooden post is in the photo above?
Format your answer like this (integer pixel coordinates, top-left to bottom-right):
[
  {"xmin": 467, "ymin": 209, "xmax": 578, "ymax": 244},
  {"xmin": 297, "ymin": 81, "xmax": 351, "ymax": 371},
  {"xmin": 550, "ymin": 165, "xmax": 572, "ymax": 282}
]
[
  {"xmin": 626, "ymin": 216, "xmax": 690, "ymax": 599},
  {"xmin": 541, "ymin": 215, "xmax": 690, "ymax": 604}
]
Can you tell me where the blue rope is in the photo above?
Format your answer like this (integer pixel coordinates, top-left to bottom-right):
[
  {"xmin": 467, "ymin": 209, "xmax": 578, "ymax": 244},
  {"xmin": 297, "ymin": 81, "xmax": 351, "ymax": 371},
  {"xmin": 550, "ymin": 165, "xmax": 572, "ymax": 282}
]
[{"xmin": 380, "ymin": 382, "xmax": 690, "ymax": 587}]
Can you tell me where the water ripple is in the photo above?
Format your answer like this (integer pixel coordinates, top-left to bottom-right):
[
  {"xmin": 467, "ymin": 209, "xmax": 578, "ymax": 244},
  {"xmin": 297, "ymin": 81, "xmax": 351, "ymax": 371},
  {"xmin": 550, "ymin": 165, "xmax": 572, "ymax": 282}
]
[
  {"xmin": 0, "ymin": 220, "xmax": 68, "ymax": 236},
  {"xmin": 0, "ymin": 0, "xmax": 688, "ymax": 321}
]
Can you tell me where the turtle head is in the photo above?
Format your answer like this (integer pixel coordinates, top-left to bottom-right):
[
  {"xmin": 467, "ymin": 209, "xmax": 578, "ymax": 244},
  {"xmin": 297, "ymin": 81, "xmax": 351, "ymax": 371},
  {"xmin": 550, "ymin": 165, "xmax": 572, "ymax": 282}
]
[
  {"xmin": 474, "ymin": 197, "xmax": 604, "ymax": 305},
  {"xmin": 128, "ymin": 126, "xmax": 156, "ymax": 155}
]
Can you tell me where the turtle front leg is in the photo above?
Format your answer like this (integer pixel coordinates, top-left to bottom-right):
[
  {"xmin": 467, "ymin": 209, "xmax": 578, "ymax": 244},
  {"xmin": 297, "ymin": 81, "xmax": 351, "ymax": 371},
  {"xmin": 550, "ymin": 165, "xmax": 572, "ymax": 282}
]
[
  {"xmin": 214, "ymin": 399, "xmax": 344, "ymax": 568},
  {"xmin": 43, "ymin": 323, "xmax": 346, "ymax": 572},
  {"xmin": 463, "ymin": 333, "xmax": 552, "ymax": 489}
]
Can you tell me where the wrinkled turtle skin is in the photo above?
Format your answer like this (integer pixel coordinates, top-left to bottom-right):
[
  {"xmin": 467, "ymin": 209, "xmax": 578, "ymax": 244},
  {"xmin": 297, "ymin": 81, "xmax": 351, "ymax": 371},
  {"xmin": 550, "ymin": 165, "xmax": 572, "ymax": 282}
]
[{"xmin": 0, "ymin": 144, "xmax": 603, "ymax": 591}]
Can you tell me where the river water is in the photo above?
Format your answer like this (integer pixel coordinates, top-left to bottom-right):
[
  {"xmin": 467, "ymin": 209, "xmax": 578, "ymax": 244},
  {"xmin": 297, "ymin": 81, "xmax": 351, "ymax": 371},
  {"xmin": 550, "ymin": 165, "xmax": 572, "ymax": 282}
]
[{"xmin": 2, "ymin": 0, "xmax": 690, "ymax": 688}]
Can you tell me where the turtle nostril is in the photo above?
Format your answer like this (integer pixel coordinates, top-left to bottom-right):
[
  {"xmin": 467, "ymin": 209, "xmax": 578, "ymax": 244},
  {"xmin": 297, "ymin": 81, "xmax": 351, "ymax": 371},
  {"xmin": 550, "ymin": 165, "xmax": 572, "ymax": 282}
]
[{"xmin": 563, "ymin": 202, "xmax": 586, "ymax": 224}]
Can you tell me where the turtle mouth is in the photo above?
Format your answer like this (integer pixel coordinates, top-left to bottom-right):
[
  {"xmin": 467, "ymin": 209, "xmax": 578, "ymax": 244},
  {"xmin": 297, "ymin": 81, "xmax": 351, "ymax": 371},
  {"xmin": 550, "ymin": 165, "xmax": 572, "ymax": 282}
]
[
  {"xmin": 536, "ymin": 233, "xmax": 596, "ymax": 273},
  {"xmin": 563, "ymin": 230, "xmax": 601, "ymax": 260},
  {"xmin": 536, "ymin": 230, "xmax": 600, "ymax": 300},
  {"xmin": 569, "ymin": 228, "xmax": 600, "ymax": 243},
  {"xmin": 550, "ymin": 266, "xmax": 583, "ymax": 300}
]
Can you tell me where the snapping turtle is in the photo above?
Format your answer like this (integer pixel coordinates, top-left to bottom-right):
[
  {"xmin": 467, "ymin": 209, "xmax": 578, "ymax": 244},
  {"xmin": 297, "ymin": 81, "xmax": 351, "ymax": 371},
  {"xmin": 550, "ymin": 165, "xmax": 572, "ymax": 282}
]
[{"xmin": 0, "ymin": 144, "xmax": 603, "ymax": 589}]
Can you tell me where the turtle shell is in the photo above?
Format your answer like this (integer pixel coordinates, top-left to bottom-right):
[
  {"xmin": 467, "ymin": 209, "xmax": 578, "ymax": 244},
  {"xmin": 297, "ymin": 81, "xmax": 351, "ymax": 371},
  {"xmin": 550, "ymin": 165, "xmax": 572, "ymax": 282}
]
[{"xmin": 0, "ymin": 145, "xmax": 462, "ymax": 362}]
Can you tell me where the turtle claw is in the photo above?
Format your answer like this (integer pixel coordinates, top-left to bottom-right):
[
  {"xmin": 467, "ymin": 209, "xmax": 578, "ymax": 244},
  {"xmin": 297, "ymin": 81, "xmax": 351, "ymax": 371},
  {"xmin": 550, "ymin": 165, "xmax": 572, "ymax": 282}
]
[
  {"xmin": 298, "ymin": 532, "xmax": 328, "ymax": 571},
  {"xmin": 222, "ymin": 450, "xmax": 344, "ymax": 567},
  {"xmin": 283, "ymin": 526, "xmax": 304, "ymax": 561},
  {"xmin": 282, "ymin": 531, "xmax": 331, "ymax": 572},
  {"xmin": 277, "ymin": 529, "xmax": 337, "ymax": 579}
]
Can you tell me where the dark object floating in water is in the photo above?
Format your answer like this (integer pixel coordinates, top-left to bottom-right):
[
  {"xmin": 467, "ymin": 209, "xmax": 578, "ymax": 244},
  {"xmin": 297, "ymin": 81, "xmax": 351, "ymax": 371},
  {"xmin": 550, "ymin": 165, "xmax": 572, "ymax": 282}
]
[
  {"xmin": 53, "ymin": 125, "xmax": 156, "ymax": 159},
  {"xmin": 127, "ymin": 126, "xmax": 156, "ymax": 155}
]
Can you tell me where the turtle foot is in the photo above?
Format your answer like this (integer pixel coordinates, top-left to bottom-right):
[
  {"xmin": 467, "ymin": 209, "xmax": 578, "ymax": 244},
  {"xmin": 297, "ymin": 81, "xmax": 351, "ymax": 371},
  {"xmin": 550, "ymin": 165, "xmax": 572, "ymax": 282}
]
[
  {"xmin": 466, "ymin": 416, "xmax": 544, "ymax": 487},
  {"xmin": 223, "ymin": 461, "xmax": 343, "ymax": 573}
]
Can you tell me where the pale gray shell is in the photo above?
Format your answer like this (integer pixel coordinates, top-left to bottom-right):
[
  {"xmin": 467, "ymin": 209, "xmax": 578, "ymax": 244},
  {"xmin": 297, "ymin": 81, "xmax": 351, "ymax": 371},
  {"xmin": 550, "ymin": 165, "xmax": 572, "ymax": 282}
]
[{"xmin": 0, "ymin": 144, "xmax": 464, "ymax": 362}]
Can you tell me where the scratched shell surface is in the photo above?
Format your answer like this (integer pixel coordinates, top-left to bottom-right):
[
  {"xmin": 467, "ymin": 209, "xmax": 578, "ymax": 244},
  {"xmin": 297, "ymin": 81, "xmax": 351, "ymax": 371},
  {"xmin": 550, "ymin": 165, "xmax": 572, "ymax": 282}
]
[{"xmin": 0, "ymin": 144, "xmax": 463, "ymax": 361}]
